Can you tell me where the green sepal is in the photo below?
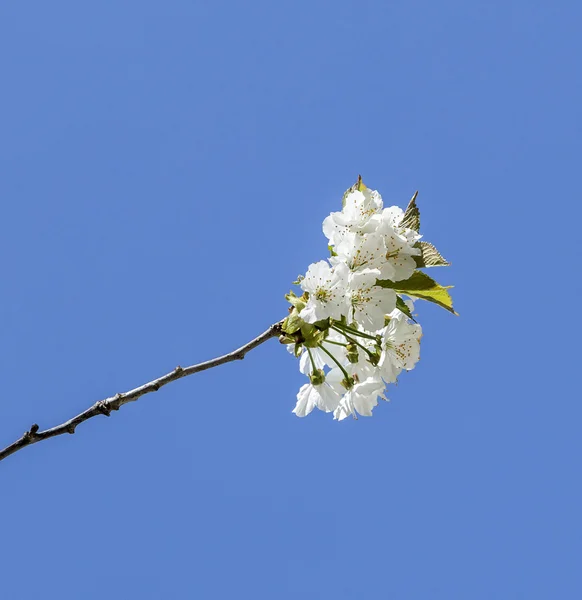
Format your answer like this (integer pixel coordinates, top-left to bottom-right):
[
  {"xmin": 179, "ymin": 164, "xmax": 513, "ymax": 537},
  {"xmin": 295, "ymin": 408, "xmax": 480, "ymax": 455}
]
[
  {"xmin": 346, "ymin": 343, "xmax": 359, "ymax": 364},
  {"xmin": 341, "ymin": 376, "xmax": 355, "ymax": 390},
  {"xmin": 301, "ymin": 323, "xmax": 327, "ymax": 348},
  {"xmin": 366, "ymin": 345, "xmax": 382, "ymax": 367},
  {"xmin": 303, "ymin": 330, "xmax": 327, "ymax": 348},
  {"xmin": 313, "ymin": 317, "xmax": 330, "ymax": 330},
  {"xmin": 309, "ymin": 368, "xmax": 326, "ymax": 386}
]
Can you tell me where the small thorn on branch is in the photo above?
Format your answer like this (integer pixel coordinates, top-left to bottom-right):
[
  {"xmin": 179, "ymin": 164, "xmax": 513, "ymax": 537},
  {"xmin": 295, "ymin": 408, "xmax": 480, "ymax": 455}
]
[
  {"xmin": 30, "ymin": 424, "xmax": 39, "ymax": 435},
  {"xmin": 66, "ymin": 424, "xmax": 76, "ymax": 434},
  {"xmin": 174, "ymin": 365, "xmax": 183, "ymax": 374}
]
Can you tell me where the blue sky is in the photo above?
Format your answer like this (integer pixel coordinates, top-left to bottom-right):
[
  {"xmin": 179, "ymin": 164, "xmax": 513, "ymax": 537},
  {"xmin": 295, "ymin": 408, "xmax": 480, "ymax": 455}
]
[{"xmin": 1, "ymin": 1, "xmax": 580, "ymax": 598}]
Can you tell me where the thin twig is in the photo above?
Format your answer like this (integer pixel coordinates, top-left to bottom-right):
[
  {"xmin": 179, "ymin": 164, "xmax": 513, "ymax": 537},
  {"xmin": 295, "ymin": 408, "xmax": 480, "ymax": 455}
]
[{"xmin": 0, "ymin": 321, "xmax": 283, "ymax": 463}]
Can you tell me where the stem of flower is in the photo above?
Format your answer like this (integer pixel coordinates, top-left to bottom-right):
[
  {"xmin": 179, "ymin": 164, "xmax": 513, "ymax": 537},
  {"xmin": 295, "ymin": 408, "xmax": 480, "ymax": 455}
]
[
  {"xmin": 306, "ymin": 347, "xmax": 317, "ymax": 372},
  {"xmin": 318, "ymin": 343, "xmax": 350, "ymax": 382},
  {"xmin": 332, "ymin": 323, "xmax": 377, "ymax": 341},
  {"xmin": 337, "ymin": 330, "xmax": 377, "ymax": 362}
]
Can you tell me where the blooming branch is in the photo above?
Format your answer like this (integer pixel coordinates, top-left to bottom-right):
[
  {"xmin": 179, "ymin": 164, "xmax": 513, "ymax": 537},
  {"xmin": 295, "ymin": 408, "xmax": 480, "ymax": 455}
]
[{"xmin": 0, "ymin": 175, "xmax": 456, "ymax": 464}]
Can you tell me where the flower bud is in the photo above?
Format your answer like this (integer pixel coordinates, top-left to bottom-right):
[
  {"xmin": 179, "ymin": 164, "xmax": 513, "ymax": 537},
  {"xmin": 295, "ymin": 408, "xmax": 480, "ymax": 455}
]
[
  {"xmin": 285, "ymin": 291, "xmax": 306, "ymax": 313},
  {"xmin": 282, "ymin": 311, "xmax": 303, "ymax": 335}
]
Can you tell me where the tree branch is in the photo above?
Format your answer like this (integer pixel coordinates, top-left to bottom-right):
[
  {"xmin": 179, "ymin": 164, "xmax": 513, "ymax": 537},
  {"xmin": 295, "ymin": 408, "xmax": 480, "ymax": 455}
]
[{"xmin": 0, "ymin": 320, "xmax": 283, "ymax": 463}]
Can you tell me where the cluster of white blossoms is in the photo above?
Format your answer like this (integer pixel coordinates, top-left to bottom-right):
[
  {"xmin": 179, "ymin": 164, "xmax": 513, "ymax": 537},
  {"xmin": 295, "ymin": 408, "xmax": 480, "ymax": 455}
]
[{"xmin": 280, "ymin": 177, "xmax": 454, "ymax": 421}]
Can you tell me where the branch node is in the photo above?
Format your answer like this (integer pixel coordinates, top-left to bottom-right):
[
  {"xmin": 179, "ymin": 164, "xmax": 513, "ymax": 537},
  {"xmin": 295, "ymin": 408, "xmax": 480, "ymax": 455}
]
[
  {"xmin": 174, "ymin": 365, "xmax": 183, "ymax": 374},
  {"xmin": 23, "ymin": 423, "xmax": 40, "ymax": 442},
  {"xmin": 95, "ymin": 401, "xmax": 112, "ymax": 417},
  {"xmin": 66, "ymin": 424, "xmax": 76, "ymax": 434},
  {"xmin": 109, "ymin": 393, "xmax": 123, "ymax": 409},
  {"xmin": 151, "ymin": 383, "xmax": 161, "ymax": 391}
]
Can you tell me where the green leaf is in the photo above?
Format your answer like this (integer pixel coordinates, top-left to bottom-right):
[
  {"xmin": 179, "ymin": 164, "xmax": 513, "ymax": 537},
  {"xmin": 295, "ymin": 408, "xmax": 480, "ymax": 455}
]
[
  {"xmin": 313, "ymin": 317, "xmax": 331, "ymax": 330},
  {"xmin": 395, "ymin": 295, "xmax": 416, "ymax": 321},
  {"xmin": 400, "ymin": 191, "xmax": 420, "ymax": 232},
  {"xmin": 413, "ymin": 241, "xmax": 451, "ymax": 268},
  {"xmin": 285, "ymin": 291, "xmax": 306, "ymax": 311},
  {"xmin": 282, "ymin": 311, "xmax": 303, "ymax": 334},
  {"xmin": 377, "ymin": 270, "xmax": 457, "ymax": 315}
]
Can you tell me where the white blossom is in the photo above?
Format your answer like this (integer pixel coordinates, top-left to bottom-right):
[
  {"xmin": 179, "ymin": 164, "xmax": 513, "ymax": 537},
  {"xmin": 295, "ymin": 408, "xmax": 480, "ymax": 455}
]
[
  {"xmin": 347, "ymin": 269, "xmax": 396, "ymax": 331},
  {"xmin": 282, "ymin": 180, "xmax": 446, "ymax": 422},
  {"xmin": 332, "ymin": 231, "xmax": 387, "ymax": 273},
  {"xmin": 376, "ymin": 208, "xmax": 422, "ymax": 282},
  {"xmin": 380, "ymin": 206, "xmax": 421, "ymax": 245},
  {"xmin": 293, "ymin": 381, "xmax": 341, "ymax": 417},
  {"xmin": 322, "ymin": 189, "xmax": 383, "ymax": 245},
  {"xmin": 326, "ymin": 366, "xmax": 386, "ymax": 421},
  {"xmin": 299, "ymin": 260, "xmax": 349, "ymax": 323},
  {"xmin": 378, "ymin": 305, "xmax": 422, "ymax": 383}
]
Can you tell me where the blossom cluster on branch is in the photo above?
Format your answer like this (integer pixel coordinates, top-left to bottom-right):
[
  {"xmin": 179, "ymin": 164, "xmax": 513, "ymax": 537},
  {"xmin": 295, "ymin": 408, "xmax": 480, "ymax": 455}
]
[{"xmin": 279, "ymin": 177, "xmax": 455, "ymax": 421}]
